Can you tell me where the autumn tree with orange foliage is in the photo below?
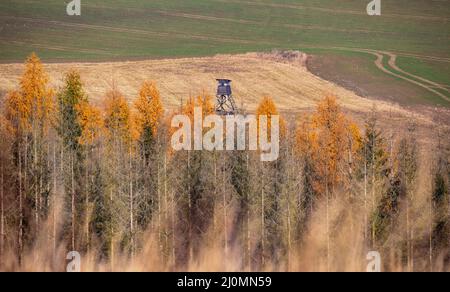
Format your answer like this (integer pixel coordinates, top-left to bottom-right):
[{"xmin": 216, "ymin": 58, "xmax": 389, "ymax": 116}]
[
  {"xmin": 76, "ymin": 101, "xmax": 103, "ymax": 147},
  {"xmin": 74, "ymin": 99, "xmax": 105, "ymax": 254},
  {"xmin": 2, "ymin": 53, "xmax": 55, "ymax": 261},
  {"xmin": 296, "ymin": 95, "xmax": 361, "ymax": 197},
  {"xmin": 104, "ymin": 89, "xmax": 135, "ymax": 145},
  {"xmin": 182, "ymin": 93, "xmax": 215, "ymax": 119},
  {"xmin": 135, "ymin": 82, "xmax": 163, "ymax": 136},
  {"xmin": 74, "ymin": 98, "xmax": 107, "ymax": 256},
  {"xmin": 20, "ymin": 53, "xmax": 54, "ymax": 133},
  {"xmin": 256, "ymin": 96, "xmax": 286, "ymax": 142},
  {"xmin": 295, "ymin": 95, "xmax": 361, "ymax": 270},
  {"xmin": 23, "ymin": 53, "xmax": 55, "ymax": 239},
  {"xmin": 133, "ymin": 82, "xmax": 165, "ymax": 255},
  {"xmin": 103, "ymin": 87, "xmax": 137, "ymax": 261},
  {"xmin": 4, "ymin": 90, "xmax": 29, "ymax": 135},
  {"xmin": 134, "ymin": 81, "xmax": 163, "ymax": 164}
]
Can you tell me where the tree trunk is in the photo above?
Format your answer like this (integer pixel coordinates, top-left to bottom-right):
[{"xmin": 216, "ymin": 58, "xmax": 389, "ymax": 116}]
[
  {"xmin": 372, "ymin": 144, "xmax": 376, "ymax": 249},
  {"xmin": 110, "ymin": 189, "xmax": 114, "ymax": 271},
  {"xmin": 85, "ymin": 154, "xmax": 89, "ymax": 254},
  {"xmin": 39, "ymin": 162, "xmax": 43, "ymax": 230},
  {"xmin": 246, "ymin": 153, "xmax": 251, "ymax": 271},
  {"xmin": 157, "ymin": 152, "xmax": 161, "ymax": 254},
  {"xmin": 171, "ymin": 190, "xmax": 176, "ymax": 268},
  {"xmin": 18, "ymin": 141, "xmax": 24, "ymax": 265},
  {"xmin": 129, "ymin": 149, "xmax": 134, "ymax": 259},
  {"xmin": 326, "ymin": 176, "xmax": 330, "ymax": 272},
  {"xmin": 213, "ymin": 153, "xmax": 217, "ymax": 235},
  {"xmin": 52, "ymin": 141, "xmax": 57, "ymax": 266},
  {"xmin": 247, "ymin": 208, "xmax": 251, "ymax": 271},
  {"xmin": 71, "ymin": 153, "xmax": 75, "ymax": 251},
  {"xmin": 406, "ymin": 198, "xmax": 410, "ymax": 271},
  {"xmin": 261, "ymin": 181, "xmax": 265, "ymax": 267},
  {"xmin": 34, "ymin": 129, "xmax": 39, "ymax": 235},
  {"xmin": 364, "ymin": 145, "xmax": 368, "ymax": 243},
  {"xmin": 286, "ymin": 147, "xmax": 292, "ymax": 271},
  {"xmin": 429, "ymin": 182, "xmax": 433, "ymax": 271},
  {"xmin": 164, "ymin": 152, "xmax": 168, "ymax": 263},
  {"xmin": 287, "ymin": 197, "xmax": 291, "ymax": 271},
  {"xmin": 187, "ymin": 151, "xmax": 193, "ymax": 261},
  {"xmin": 223, "ymin": 155, "xmax": 228, "ymax": 263},
  {"xmin": 0, "ymin": 161, "xmax": 4, "ymax": 267},
  {"xmin": 411, "ymin": 227, "xmax": 414, "ymax": 271}
]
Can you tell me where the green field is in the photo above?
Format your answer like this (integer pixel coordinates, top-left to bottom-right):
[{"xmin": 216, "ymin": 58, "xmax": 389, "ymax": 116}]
[
  {"xmin": 0, "ymin": 0, "xmax": 449, "ymax": 106},
  {"xmin": 304, "ymin": 49, "xmax": 450, "ymax": 107},
  {"xmin": 396, "ymin": 57, "xmax": 450, "ymax": 87}
]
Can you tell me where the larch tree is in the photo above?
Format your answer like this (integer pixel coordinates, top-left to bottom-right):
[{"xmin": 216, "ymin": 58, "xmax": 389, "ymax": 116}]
[
  {"xmin": 133, "ymin": 81, "xmax": 164, "ymax": 253},
  {"xmin": 77, "ymin": 100, "xmax": 109, "ymax": 261},
  {"xmin": 134, "ymin": 81, "xmax": 163, "ymax": 163},
  {"xmin": 308, "ymin": 95, "xmax": 356, "ymax": 194},
  {"xmin": 76, "ymin": 99, "xmax": 104, "ymax": 253},
  {"xmin": 3, "ymin": 53, "xmax": 54, "ymax": 262},
  {"xmin": 76, "ymin": 101, "xmax": 104, "ymax": 147},
  {"xmin": 295, "ymin": 95, "xmax": 361, "ymax": 270},
  {"xmin": 103, "ymin": 87, "xmax": 136, "ymax": 263},
  {"xmin": 20, "ymin": 53, "xmax": 54, "ymax": 243},
  {"xmin": 256, "ymin": 96, "xmax": 287, "ymax": 267}
]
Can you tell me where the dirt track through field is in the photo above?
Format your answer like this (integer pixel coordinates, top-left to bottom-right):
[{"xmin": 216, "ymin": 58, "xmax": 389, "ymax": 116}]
[
  {"xmin": 367, "ymin": 51, "xmax": 450, "ymax": 103},
  {"xmin": 301, "ymin": 45, "xmax": 450, "ymax": 103},
  {"xmin": 373, "ymin": 52, "xmax": 450, "ymax": 102},
  {"xmin": 360, "ymin": 50, "xmax": 450, "ymax": 103},
  {"xmin": 385, "ymin": 52, "xmax": 450, "ymax": 93}
]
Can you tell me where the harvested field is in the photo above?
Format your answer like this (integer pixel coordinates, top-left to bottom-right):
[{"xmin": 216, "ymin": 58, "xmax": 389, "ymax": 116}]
[{"xmin": 0, "ymin": 52, "xmax": 416, "ymax": 115}]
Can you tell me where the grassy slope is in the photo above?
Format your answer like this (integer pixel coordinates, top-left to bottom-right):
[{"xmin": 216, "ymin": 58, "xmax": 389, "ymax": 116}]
[
  {"xmin": 0, "ymin": 0, "xmax": 448, "ymax": 60},
  {"xmin": 0, "ymin": 0, "xmax": 449, "ymax": 106}
]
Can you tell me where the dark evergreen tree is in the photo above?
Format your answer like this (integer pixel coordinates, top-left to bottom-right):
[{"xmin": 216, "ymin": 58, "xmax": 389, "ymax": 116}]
[{"xmin": 57, "ymin": 70, "xmax": 87, "ymax": 251}]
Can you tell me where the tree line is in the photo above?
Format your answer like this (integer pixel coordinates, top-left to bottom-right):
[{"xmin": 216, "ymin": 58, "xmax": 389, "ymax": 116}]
[{"xmin": 0, "ymin": 53, "xmax": 448, "ymax": 271}]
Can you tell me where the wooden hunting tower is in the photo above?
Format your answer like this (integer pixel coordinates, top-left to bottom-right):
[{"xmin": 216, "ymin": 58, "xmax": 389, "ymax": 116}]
[{"xmin": 215, "ymin": 79, "xmax": 237, "ymax": 115}]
